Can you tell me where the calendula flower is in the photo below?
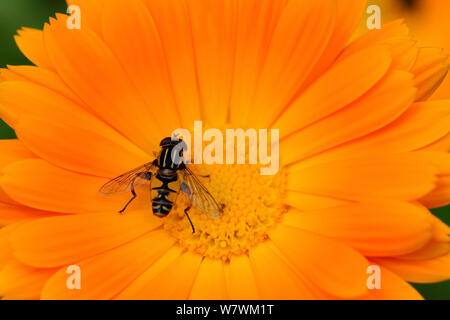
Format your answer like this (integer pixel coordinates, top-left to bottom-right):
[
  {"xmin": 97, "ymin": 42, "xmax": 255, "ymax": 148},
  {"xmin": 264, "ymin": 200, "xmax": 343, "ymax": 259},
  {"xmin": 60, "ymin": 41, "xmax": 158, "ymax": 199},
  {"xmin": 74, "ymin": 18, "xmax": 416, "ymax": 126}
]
[{"xmin": 0, "ymin": 0, "xmax": 449, "ymax": 300}]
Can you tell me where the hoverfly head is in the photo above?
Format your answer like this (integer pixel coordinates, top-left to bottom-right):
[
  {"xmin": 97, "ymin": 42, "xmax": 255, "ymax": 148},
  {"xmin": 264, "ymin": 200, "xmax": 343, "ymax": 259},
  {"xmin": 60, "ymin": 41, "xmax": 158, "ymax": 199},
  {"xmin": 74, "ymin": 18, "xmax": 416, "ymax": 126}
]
[
  {"xmin": 160, "ymin": 136, "xmax": 183, "ymax": 148},
  {"xmin": 160, "ymin": 137, "xmax": 187, "ymax": 166}
]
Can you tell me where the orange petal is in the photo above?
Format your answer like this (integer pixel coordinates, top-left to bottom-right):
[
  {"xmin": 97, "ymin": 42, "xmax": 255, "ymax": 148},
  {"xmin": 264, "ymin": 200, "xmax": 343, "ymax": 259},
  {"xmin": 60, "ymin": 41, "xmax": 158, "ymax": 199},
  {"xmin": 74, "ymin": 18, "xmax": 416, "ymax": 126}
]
[
  {"xmin": 287, "ymin": 154, "xmax": 437, "ymax": 201},
  {"xmin": 398, "ymin": 243, "xmax": 449, "ymax": 261},
  {"xmin": 1, "ymin": 67, "xmax": 26, "ymax": 81},
  {"xmin": 284, "ymin": 191, "xmax": 350, "ymax": 211},
  {"xmin": 412, "ymin": 151, "xmax": 450, "ymax": 208},
  {"xmin": 0, "ymin": 80, "xmax": 122, "ymax": 137},
  {"xmin": 103, "ymin": 0, "xmax": 181, "ymax": 132},
  {"xmin": 41, "ymin": 230, "xmax": 175, "ymax": 299},
  {"xmin": 386, "ymin": 38, "xmax": 419, "ymax": 72},
  {"xmin": 248, "ymin": 242, "xmax": 322, "ymax": 299},
  {"xmin": 224, "ymin": 255, "xmax": 259, "ymax": 300},
  {"xmin": 415, "ymin": 65, "xmax": 449, "ymax": 102},
  {"xmin": 408, "ymin": 151, "xmax": 450, "ymax": 175},
  {"xmin": 280, "ymin": 70, "xmax": 416, "ymax": 166},
  {"xmin": 0, "ymin": 187, "xmax": 21, "ymax": 206},
  {"xmin": 228, "ymin": 0, "xmax": 285, "ymax": 127},
  {"xmin": 186, "ymin": 0, "xmax": 238, "ymax": 126},
  {"xmin": 411, "ymin": 48, "xmax": 449, "ymax": 101},
  {"xmin": 143, "ymin": 0, "xmax": 202, "ymax": 128},
  {"xmin": 0, "ymin": 140, "xmax": 35, "ymax": 206},
  {"xmin": 343, "ymin": 20, "xmax": 409, "ymax": 56},
  {"xmin": 281, "ymin": 201, "xmax": 433, "ymax": 256},
  {"xmin": 363, "ymin": 264, "xmax": 423, "ymax": 300},
  {"xmin": 0, "ymin": 159, "xmax": 148, "ymax": 214},
  {"xmin": 304, "ymin": 0, "xmax": 366, "ymax": 83},
  {"xmin": 398, "ymin": 219, "xmax": 450, "ymax": 260},
  {"xmin": 402, "ymin": 242, "xmax": 450, "ymax": 261},
  {"xmin": 0, "ymin": 203, "xmax": 55, "ymax": 226},
  {"xmin": 1, "ymin": 66, "xmax": 84, "ymax": 105},
  {"xmin": 0, "ymin": 139, "xmax": 35, "ymax": 169},
  {"xmin": 117, "ymin": 248, "xmax": 201, "ymax": 300},
  {"xmin": 429, "ymin": 216, "xmax": 450, "ymax": 243},
  {"xmin": 420, "ymin": 134, "xmax": 450, "ymax": 152},
  {"xmin": 273, "ymin": 45, "xmax": 392, "ymax": 139},
  {"xmin": 67, "ymin": 0, "xmax": 105, "ymax": 36},
  {"xmin": 10, "ymin": 213, "xmax": 162, "ymax": 268},
  {"xmin": 0, "ymin": 69, "xmax": 6, "ymax": 81},
  {"xmin": 374, "ymin": 254, "xmax": 450, "ymax": 284},
  {"xmin": 420, "ymin": 176, "xmax": 450, "ymax": 209},
  {"xmin": 14, "ymin": 28, "xmax": 53, "ymax": 70},
  {"xmin": 370, "ymin": 101, "xmax": 450, "ymax": 152},
  {"xmin": 0, "ymin": 223, "xmax": 24, "ymax": 269},
  {"xmin": 0, "ymin": 260, "xmax": 56, "ymax": 300},
  {"xmin": 44, "ymin": 15, "xmax": 162, "ymax": 152},
  {"xmin": 269, "ymin": 225, "xmax": 369, "ymax": 298},
  {"xmin": 417, "ymin": 152, "xmax": 450, "ymax": 208},
  {"xmin": 15, "ymin": 114, "xmax": 150, "ymax": 177},
  {"xmin": 0, "ymin": 80, "xmax": 151, "ymax": 176},
  {"xmin": 248, "ymin": 0, "xmax": 335, "ymax": 128},
  {"xmin": 411, "ymin": 48, "xmax": 448, "ymax": 75},
  {"xmin": 297, "ymin": 101, "xmax": 450, "ymax": 168},
  {"xmin": 340, "ymin": 20, "xmax": 418, "ymax": 71},
  {"xmin": 189, "ymin": 258, "xmax": 227, "ymax": 300}
]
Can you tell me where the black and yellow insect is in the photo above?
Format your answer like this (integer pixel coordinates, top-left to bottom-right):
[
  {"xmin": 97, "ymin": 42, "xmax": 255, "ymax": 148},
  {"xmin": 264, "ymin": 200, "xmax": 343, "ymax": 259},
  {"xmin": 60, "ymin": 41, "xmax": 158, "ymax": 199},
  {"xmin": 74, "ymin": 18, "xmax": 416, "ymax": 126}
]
[{"xmin": 99, "ymin": 137, "xmax": 222, "ymax": 233}]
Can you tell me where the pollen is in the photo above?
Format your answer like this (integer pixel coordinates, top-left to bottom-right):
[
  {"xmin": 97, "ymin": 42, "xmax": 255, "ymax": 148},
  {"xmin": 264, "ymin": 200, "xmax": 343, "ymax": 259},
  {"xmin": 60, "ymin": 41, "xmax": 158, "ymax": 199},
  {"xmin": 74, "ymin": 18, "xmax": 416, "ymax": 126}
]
[{"xmin": 162, "ymin": 163, "xmax": 287, "ymax": 261}]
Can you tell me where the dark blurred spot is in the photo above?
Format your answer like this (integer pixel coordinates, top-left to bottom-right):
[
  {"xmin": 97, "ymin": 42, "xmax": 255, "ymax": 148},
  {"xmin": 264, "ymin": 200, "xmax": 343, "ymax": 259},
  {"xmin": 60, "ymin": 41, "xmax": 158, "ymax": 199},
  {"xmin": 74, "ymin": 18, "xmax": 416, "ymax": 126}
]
[{"xmin": 402, "ymin": 0, "xmax": 418, "ymax": 9}]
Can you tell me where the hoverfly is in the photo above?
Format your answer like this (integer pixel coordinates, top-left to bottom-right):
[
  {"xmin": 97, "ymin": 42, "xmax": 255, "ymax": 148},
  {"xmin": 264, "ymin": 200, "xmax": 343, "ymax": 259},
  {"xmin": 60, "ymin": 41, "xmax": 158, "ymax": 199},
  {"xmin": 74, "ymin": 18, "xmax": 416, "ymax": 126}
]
[{"xmin": 99, "ymin": 137, "xmax": 222, "ymax": 233}]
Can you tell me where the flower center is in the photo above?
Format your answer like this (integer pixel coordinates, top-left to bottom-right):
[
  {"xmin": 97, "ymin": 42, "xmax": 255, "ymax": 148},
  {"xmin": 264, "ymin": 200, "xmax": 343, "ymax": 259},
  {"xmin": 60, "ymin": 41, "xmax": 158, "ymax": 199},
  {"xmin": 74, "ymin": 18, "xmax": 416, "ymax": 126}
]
[{"xmin": 162, "ymin": 163, "xmax": 287, "ymax": 261}]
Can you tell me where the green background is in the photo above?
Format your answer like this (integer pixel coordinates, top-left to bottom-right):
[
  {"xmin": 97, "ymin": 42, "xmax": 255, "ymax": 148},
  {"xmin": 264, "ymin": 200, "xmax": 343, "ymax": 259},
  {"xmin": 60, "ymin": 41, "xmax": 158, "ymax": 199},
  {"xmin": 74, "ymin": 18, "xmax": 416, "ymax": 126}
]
[{"xmin": 0, "ymin": 0, "xmax": 449, "ymax": 300}]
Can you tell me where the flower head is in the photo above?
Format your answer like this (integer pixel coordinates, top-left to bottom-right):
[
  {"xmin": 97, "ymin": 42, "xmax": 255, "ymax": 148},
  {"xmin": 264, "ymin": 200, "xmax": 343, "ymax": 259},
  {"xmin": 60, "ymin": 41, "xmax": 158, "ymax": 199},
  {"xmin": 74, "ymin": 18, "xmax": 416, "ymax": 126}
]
[{"xmin": 0, "ymin": 0, "xmax": 449, "ymax": 300}]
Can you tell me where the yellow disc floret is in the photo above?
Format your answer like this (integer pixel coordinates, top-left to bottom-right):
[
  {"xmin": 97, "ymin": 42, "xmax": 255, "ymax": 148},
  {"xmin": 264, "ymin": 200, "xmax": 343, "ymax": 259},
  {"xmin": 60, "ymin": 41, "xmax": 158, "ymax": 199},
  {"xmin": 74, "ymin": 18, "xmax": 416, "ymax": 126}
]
[{"xmin": 163, "ymin": 162, "xmax": 287, "ymax": 261}]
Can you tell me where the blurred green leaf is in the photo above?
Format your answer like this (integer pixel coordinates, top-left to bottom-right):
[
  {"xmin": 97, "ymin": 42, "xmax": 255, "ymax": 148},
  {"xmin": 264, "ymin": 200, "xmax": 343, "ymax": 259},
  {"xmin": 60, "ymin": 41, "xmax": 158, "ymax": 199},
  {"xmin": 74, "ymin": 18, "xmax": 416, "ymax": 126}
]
[
  {"xmin": 0, "ymin": 0, "xmax": 67, "ymax": 68},
  {"xmin": 0, "ymin": 118, "xmax": 15, "ymax": 139}
]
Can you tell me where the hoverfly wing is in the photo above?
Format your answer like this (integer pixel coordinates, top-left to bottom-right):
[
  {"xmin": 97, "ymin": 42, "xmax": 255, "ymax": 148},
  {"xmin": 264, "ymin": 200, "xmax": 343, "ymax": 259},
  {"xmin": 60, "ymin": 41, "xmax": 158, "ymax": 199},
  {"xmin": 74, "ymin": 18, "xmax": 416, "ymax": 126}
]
[
  {"xmin": 99, "ymin": 162, "xmax": 155, "ymax": 196},
  {"xmin": 180, "ymin": 167, "xmax": 222, "ymax": 220}
]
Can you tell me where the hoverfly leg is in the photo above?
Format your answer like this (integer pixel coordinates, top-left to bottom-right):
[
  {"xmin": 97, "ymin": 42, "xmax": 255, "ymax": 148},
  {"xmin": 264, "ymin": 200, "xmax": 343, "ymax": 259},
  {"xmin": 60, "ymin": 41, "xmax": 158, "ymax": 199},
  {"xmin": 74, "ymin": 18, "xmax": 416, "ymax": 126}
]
[
  {"xmin": 119, "ymin": 188, "xmax": 136, "ymax": 214},
  {"xmin": 184, "ymin": 206, "xmax": 195, "ymax": 234},
  {"xmin": 118, "ymin": 172, "xmax": 151, "ymax": 214}
]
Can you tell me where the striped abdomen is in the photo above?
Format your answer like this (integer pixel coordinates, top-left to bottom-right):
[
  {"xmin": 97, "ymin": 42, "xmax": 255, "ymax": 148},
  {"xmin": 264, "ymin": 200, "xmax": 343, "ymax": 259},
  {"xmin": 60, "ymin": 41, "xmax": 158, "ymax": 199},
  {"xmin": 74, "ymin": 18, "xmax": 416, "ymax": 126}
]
[{"xmin": 151, "ymin": 173, "xmax": 180, "ymax": 217}]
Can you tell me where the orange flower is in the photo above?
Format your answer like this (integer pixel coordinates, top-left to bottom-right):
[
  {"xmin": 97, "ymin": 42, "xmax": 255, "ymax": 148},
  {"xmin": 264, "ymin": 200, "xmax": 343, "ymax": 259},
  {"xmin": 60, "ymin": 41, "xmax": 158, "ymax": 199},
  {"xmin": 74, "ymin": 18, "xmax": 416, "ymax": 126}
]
[{"xmin": 0, "ymin": 0, "xmax": 449, "ymax": 300}]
